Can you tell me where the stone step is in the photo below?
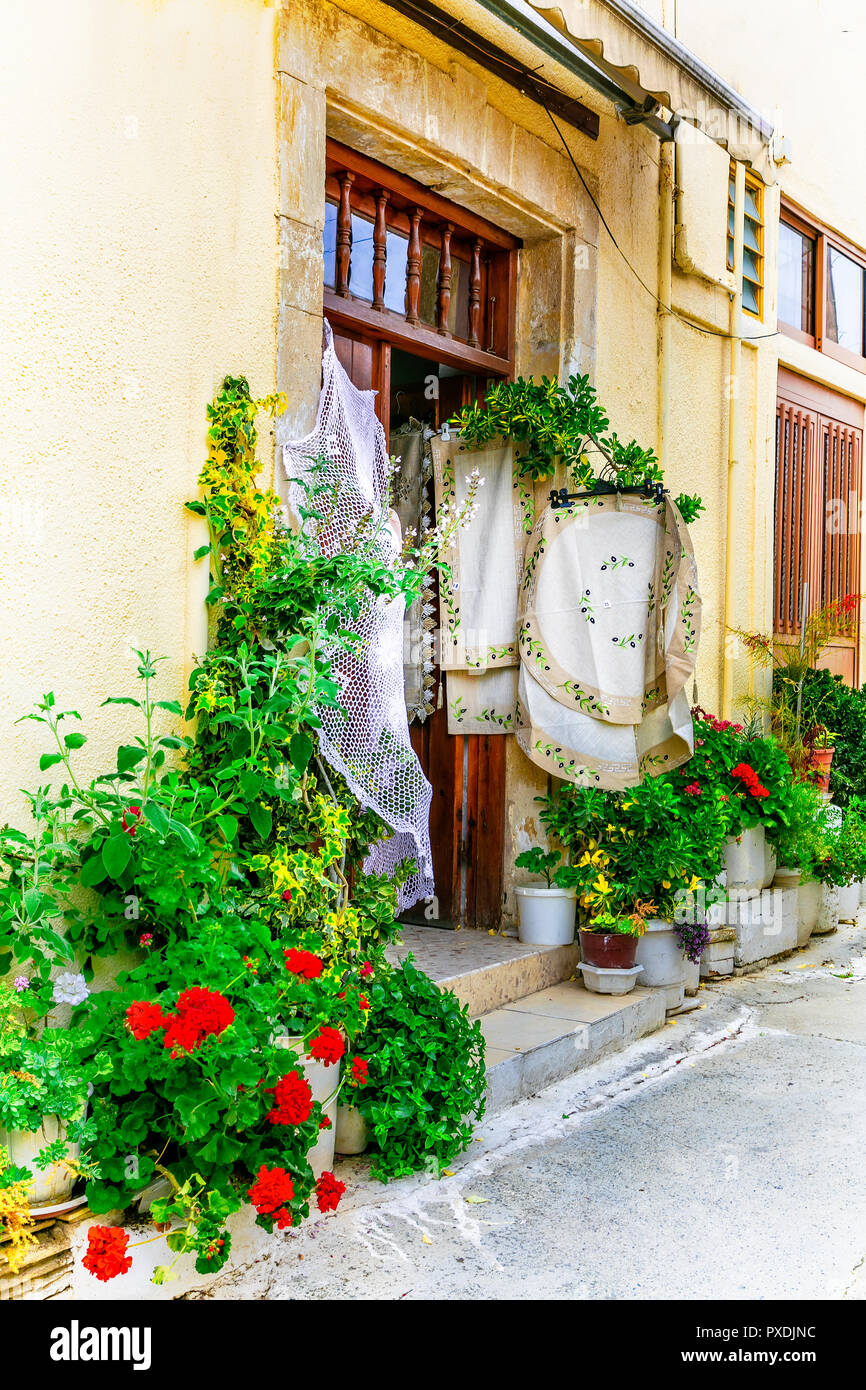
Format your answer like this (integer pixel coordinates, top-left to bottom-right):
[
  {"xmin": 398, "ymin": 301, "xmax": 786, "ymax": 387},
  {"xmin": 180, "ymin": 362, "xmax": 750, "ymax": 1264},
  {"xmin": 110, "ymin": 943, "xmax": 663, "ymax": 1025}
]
[
  {"xmin": 388, "ymin": 925, "xmax": 579, "ymax": 1016},
  {"xmin": 479, "ymin": 982, "xmax": 667, "ymax": 1114}
]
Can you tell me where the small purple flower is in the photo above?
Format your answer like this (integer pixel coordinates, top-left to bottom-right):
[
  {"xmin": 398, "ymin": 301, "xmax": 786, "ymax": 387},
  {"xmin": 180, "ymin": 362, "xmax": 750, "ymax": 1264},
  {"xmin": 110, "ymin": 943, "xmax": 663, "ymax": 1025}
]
[{"xmin": 13, "ymin": 976, "xmax": 30, "ymax": 993}]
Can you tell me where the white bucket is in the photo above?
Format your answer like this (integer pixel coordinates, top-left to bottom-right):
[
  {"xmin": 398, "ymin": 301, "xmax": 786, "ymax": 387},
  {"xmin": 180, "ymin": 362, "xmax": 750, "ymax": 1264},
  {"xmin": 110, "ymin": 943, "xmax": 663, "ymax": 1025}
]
[
  {"xmin": 725, "ymin": 825, "xmax": 766, "ymax": 891},
  {"xmin": 814, "ymin": 883, "xmax": 840, "ymax": 936},
  {"xmin": 514, "ymin": 886, "xmax": 577, "ymax": 946},
  {"xmin": 797, "ymin": 878, "xmax": 821, "ymax": 946},
  {"xmin": 683, "ymin": 956, "xmax": 701, "ymax": 995},
  {"xmin": 837, "ymin": 881, "xmax": 861, "ymax": 922},
  {"xmin": 634, "ymin": 918, "xmax": 686, "ymax": 1011},
  {"xmin": 276, "ymin": 1036, "xmax": 339, "ymax": 1177},
  {"xmin": 335, "ymin": 1105, "xmax": 369, "ymax": 1155}
]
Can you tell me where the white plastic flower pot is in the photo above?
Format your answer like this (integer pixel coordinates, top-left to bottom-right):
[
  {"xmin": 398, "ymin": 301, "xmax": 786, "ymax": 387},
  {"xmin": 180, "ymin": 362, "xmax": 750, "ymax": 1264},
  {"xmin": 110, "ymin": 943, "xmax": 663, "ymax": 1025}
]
[
  {"xmin": 634, "ymin": 919, "xmax": 686, "ymax": 1011},
  {"xmin": 577, "ymin": 962, "xmax": 643, "ymax": 995},
  {"xmin": 683, "ymin": 956, "xmax": 701, "ymax": 996},
  {"xmin": 860, "ymin": 878, "xmax": 866, "ymax": 907},
  {"xmin": 276, "ymin": 1036, "xmax": 338, "ymax": 1177},
  {"xmin": 514, "ymin": 886, "xmax": 576, "ymax": 946},
  {"xmin": 724, "ymin": 825, "xmax": 766, "ymax": 892},
  {"xmin": 814, "ymin": 883, "xmax": 840, "ymax": 936},
  {"xmin": 0, "ymin": 1115, "xmax": 80, "ymax": 1209},
  {"xmin": 773, "ymin": 865, "xmax": 802, "ymax": 890},
  {"xmin": 762, "ymin": 841, "xmax": 777, "ymax": 889},
  {"xmin": 797, "ymin": 879, "xmax": 821, "ymax": 945},
  {"xmin": 335, "ymin": 1104, "xmax": 369, "ymax": 1155},
  {"xmin": 836, "ymin": 881, "xmax": 861, "ymax": 922}
]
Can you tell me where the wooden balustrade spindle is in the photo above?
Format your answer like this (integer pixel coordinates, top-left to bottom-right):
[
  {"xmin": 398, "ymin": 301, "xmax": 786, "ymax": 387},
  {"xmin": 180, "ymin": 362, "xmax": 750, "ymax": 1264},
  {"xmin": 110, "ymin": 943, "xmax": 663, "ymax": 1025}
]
[
  {"xmin": 467, "ymin": 238, "xmax": 482, "ymax": 347},
  {"xmin": 405, "ymin": 207, "xmax": 423, "ymax": 325},
  {"xmin": 335, "ymin": 171, "xmax": 355, "ymax": 297},
  {"xmin": 437, "ymin": 221, "xmax": 454, "ymax": 335},
  {"xmin": 372, "ymin": 189, "xmax": 389, "ymax": 311}
]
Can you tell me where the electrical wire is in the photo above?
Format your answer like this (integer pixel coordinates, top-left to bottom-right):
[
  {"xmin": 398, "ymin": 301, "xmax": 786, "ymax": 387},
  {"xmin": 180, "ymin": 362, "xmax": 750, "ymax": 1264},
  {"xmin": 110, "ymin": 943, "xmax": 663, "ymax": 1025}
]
[{"xmin": 542, "ymin": 101, "xmax": 781, "ymax": 343}]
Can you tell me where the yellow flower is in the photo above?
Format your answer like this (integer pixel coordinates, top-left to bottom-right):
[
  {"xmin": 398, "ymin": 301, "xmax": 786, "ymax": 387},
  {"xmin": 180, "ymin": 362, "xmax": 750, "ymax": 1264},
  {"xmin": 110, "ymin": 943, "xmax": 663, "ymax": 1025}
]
[{"xmin": 662, "ymin": 879, "xmax": 671, "ymax": 889}]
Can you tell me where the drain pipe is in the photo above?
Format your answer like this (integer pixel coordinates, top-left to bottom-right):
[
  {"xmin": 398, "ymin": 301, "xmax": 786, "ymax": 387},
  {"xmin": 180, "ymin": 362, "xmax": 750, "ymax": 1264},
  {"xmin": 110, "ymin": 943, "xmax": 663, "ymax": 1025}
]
[
  {"xmin": 657, "ymin": 141, "xmax": 674, "ymax": 473},
  {"xmin": 721, "ymin": 161, "xmax": 745, "ymax": 717}
]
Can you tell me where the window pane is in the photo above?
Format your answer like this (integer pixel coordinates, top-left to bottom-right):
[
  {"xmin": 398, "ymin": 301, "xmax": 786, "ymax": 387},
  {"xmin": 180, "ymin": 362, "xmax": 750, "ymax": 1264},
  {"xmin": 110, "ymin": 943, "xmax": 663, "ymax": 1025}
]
[
  {"xmin": 323, "ymin": 201, "xmax": 337, "ymax": 287},
  {"xmin": 743, "ymin": 247, "xmax": 761, "ymax": 284},
  {"xmin": 743, "ymin": 278, "xmax": 759, "ymax": 316},
  {"xmin": 449, "ymin": 255, "xmax": 469, "ymax": 339},
  {"xmin": 743, "ymin": 185, "xmax": 761, "ymax": 221},
  {"xmin": 384, "ymin": 229, "xmax": 408, "ymax": 313},
  {"xmin": 348, "ymin": 212, "xmax": 374, "ymax": 299},
  {"xmin": 778, "ymin": 221, "xmax": 814, "ymax": 333},
  {"xmin": 419, "ymin": 244, "xmax": 440, "ymax": 325},
  {"xmin": 826, "ymin": 246, "xmax": 864, "ymax": 353},
  {"xmin": 743, "ymin": 218, "xmax": 761, "ymax": 255}
]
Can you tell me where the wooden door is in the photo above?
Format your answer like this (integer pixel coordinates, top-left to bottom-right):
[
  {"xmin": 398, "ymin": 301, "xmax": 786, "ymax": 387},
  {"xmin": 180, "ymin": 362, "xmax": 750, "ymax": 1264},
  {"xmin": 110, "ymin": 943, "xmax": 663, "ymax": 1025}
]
[{"xmin": 774, "ymin": 368, "xmax": 864, "ymax": 683}]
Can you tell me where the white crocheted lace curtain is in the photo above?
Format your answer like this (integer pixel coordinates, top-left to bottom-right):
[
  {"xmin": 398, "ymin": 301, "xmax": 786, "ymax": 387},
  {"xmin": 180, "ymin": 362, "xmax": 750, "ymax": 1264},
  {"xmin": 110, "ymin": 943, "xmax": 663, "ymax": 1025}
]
[{"xmin": 279, "ymin": 322, "xmax": 434, "ymax": 910}]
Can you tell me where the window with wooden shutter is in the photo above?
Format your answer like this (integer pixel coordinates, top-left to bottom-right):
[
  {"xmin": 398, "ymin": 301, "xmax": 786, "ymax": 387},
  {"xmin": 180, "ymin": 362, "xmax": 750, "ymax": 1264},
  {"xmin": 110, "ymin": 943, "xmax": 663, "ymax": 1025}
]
[
  {"xmin": 773, "ymin": 369, "xmax": 864, "ymax": 684},
  {"xmin": 728, "ymin": 165, "xmax": 764, "ymax": 319}
]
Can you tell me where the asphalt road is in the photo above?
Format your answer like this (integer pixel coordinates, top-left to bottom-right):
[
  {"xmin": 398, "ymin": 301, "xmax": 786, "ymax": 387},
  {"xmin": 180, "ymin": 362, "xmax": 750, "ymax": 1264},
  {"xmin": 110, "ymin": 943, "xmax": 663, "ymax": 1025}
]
[{"xmin": 195, "ymin": 918, "xmax": 866, "ymax": 1301}]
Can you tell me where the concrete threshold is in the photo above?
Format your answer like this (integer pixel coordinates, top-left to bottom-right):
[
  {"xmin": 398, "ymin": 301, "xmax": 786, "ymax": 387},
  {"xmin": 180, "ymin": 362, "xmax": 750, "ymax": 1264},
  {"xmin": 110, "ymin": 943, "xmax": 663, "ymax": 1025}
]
[{"xmin": 387, "ymin": 925, "xmax": 580, "ymax": 1015}]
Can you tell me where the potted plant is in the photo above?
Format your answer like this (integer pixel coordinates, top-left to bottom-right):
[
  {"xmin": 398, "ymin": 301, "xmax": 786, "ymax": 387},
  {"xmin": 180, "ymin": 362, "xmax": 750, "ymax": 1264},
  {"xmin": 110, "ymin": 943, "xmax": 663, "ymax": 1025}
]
[
  {"xmin": 769, "ymin": 776, "xmax": 827, "ymax": 944},
  {"xmin": 673, "ymin": 918, "xmax": 711, "ymax": 994},
  {"xmin": 513, "ymin": 847, "xmax": 577, "ymax": 946},
  {"xmin": 0, "ymin": 1013, "xmax": 93, "ymax": 1214},
  {"xmin": 576, "ymin": 907, "xmax": 646, "ymax": 994},
  {"xmin": 732, "ymin": 596, "xmax": 858, "ymax": 786},
  {"xmin": 804, "ymin": 725, "xmax": 836, "ymax": 794}
]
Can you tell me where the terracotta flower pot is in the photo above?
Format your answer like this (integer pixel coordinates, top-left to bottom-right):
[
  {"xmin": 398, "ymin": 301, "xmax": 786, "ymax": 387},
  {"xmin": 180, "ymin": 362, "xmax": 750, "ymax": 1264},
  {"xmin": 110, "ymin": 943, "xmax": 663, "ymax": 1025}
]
[
  {"xmin": 808, "ymin": 746, "xmax": 834, "ymax": 794},
  {"xmin": 579, "ymin": 929, "xmax": 638, "ymax": 969}
]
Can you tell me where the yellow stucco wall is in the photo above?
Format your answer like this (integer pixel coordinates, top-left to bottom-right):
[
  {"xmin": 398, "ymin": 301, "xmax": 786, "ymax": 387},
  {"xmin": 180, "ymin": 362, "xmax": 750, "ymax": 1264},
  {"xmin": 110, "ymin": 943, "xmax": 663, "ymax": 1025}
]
[
  {"xmin": 0, "ymin": 0, "xmax": 775, "ymax": 922},
  {"xmin": 1, "ymin": 0, "xmax": 279, "ymax": 819}
]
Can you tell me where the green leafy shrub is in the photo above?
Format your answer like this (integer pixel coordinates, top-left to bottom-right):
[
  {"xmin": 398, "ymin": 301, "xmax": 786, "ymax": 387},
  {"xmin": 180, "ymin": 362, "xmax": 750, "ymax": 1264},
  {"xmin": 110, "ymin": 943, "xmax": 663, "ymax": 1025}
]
[
  {"xmin": 799, "ymin": 669, "xmax": 866, "ymax": 806},
  {"xmin": 450, "ymin": 373, "xmax": 704, "ymax": 522},
  {"xmin": 351, "ymin": 958, "xmax": 486, "ymax": 1182}
]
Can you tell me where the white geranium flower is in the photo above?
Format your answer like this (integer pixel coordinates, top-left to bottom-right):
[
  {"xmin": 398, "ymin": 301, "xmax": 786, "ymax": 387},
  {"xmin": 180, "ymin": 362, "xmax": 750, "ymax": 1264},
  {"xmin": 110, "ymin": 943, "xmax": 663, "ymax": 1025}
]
[{"xmin": 52, "ymin": 971, "xmax": 90, "ymax": 1007}]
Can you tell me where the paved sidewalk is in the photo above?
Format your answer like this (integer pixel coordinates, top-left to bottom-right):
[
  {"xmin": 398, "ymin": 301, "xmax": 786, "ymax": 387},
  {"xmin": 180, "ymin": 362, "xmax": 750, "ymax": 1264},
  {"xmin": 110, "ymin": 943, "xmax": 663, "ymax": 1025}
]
[{"xmin": 192, "ymin": 919, "xmax": 866, "ymax": 1301}]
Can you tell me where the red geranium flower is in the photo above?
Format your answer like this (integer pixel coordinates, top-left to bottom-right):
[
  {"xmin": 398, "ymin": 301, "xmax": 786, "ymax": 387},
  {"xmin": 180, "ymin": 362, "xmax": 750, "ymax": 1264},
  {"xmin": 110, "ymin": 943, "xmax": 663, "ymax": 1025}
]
[
  {"xmin": 83, "ymin": 1225, "xmax": 132, "ymax": 1282},
  {"xmin": 266, "ymin": 1069, "xmax": 313, "ymax": 1126},
  {"xmin": 247, "ymin": 1164, "xmax": 295, "ymax": 1215},
  {"xmin": 308, "ymin": 1026, "xmax": 344, "ymax": 1066},
  {"xmin": 281, "ymin": 889, "xmax": 293, "ymax": 903},
  {"xmin": 683, "ymin": 782, "xmax": 702, "ymax": 797},
  {"xmin": 284, "ymin": 948, "xmax": 324, "ymax": 980},
  {"xmin": 319, "ymin": 1116, "xmax": 332, "ymax": 1130},
  {"xmin": 359, "ymin": 962, "xmax": 374, "ymax": 979},
  {"xmin": 350, "ymin": 1056, "xmax": 369, "ymax": 1087},
  {"xmin": 125, "ymin": 1000, "xmax": 168, "ymax": 1040},
  {"xmin": 315, "ymin": 1171, "xmax": 346, "ymax": 1214},
  {"xmin": 163, "ymin": 986, "xmax": 234, "ymax": 1055},
  {"xmin": 274, "ymin": 1207, "xmax": 294, "ymax": 1230},
  {"xmin": 121, "ymin": 805, "xmax": 142, "ymax": 836},
  {"xmin": 359, "ymin": 995, "xmax": 370, "ymax": 1011}
]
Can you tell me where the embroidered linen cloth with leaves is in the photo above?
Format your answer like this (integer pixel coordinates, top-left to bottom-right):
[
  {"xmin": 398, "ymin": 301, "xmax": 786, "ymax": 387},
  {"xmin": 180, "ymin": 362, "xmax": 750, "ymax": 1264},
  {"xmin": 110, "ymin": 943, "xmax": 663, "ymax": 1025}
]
[
  {"xmin": 516, "ymin": 492, "xmax": 701, "ymax": 788},
  {"xmin": 431, "ymin": 436, "xmax": 533, "ymax": 735}
]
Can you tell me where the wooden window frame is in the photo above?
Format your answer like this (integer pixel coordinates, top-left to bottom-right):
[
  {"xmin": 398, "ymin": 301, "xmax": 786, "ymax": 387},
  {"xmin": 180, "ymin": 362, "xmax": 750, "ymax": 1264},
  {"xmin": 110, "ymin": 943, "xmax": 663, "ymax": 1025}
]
[
  {"xmin": 780, "ymin": 197, "xmax": 866, "ymax": 374},
  {"xmin": 728, "ymin": 164, "xmax": 765, "ymax": 321},
  {"xmin": 324, "ymin": 139, "xmax": 520, "ymax": 379}
]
